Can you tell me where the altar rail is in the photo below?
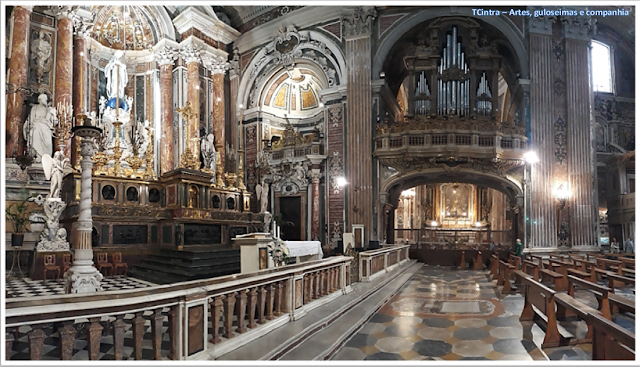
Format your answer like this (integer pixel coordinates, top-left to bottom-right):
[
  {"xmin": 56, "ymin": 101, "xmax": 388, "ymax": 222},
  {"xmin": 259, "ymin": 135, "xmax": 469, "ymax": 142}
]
[
  {"xmin": 5, "ymin": 256, "xmax": 352, "ymax": 361},
  {"xmin": 394, "ymin": 228, "xmax": 512, "ymax": 245},
  {"xmin": 359, "ymin": 245, "xmax": 410, "ymax": 282}
]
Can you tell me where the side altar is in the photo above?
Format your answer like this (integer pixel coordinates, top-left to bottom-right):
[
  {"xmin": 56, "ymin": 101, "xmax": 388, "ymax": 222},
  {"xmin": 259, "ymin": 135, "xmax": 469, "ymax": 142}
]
[{"xmin": 61, "ymin": 168, "xmax": 260, "ymax": 250}]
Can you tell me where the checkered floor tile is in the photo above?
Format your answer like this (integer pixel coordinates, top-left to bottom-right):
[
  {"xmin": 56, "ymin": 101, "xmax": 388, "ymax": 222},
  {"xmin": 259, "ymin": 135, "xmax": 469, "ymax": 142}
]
[{"xmin": 6, "ymin": 276, "xmax": 156, "ymax": 299}]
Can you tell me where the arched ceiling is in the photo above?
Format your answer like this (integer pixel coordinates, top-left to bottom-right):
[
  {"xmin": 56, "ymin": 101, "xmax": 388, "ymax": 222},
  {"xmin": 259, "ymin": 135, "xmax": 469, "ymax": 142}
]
[
  {"xmin": 91, "ymin": 6, "xmax": 161, "ymax": 50},
  {"xmin": 261, "ymin": 67, "xmax": 324, "ymax": 118}
]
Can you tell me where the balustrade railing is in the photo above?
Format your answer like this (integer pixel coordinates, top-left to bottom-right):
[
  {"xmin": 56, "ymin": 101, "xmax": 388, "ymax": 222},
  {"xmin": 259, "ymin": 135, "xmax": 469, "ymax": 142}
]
[
  {"xmin": 6, "ymin": 256, "xmax": 352, "ymax": 361},
  {"xmin": 358, "ymin": 245, "xmax": 410, "ymax": 282}
]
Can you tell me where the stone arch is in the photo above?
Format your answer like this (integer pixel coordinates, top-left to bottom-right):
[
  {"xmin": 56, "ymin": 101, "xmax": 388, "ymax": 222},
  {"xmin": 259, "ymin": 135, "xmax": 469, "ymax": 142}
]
[
  {"xmin": 372, "ymin": 8, "xmax": 529, "ymax": 82},
  {"xmin": 238, "ymin": 28, "xmax": 346, "ymax": 111},
  {"xmin": 382, "ymin": 167, "xmax": 523, "ymax": 209},
  {"xmin": 380, "ymin": 166, "xmax": 523, "ymax": 244}
]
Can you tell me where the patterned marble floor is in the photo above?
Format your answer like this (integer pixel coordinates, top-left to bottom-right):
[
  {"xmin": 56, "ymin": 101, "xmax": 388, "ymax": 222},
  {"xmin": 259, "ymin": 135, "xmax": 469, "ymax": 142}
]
[
  {"xmin": 332, "ymin": 265, "xmax": 548, "ymax": 361},
  {"xmin": 5, "ymin": 276, "xmax": 155, "ymax": 299}
]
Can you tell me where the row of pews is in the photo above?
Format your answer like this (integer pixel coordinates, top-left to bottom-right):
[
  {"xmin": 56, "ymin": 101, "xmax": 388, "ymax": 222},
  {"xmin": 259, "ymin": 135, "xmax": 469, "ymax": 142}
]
[{"xmin": 488, "ymin": 252, "xmax": 635, "ymax": 360}]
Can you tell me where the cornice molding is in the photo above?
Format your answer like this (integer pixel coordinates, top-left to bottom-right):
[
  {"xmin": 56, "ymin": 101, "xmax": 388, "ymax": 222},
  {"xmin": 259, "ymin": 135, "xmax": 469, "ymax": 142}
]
[{"xmin": 173, "ymin": 6, "xmax": 241, "ymax": 46}]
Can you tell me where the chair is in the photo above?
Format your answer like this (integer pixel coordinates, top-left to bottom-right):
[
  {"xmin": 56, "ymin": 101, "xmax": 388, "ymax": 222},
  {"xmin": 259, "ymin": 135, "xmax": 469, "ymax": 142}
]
[
  {"xmin": 96, "ymin": 252, "xmax": 113, "ymax": 277},
  {"xmin": 62, "ymin": 252, "xmax": 73, "ymax": 274},
  {"xmin": 43, "ymin": 254, "xmax": 60, "ymax": 283},
  {"xmin": 112, "ymin": 252, "xmax": 128, "ymax": 278}
]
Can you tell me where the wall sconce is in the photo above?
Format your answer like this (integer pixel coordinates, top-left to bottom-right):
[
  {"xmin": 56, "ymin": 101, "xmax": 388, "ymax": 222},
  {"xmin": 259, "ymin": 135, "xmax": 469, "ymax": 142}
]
[
  {"xmin": 431, "ymin": 220, "xmax": 438, "ymax": 227},
  {"xmin": 336, "ymin": 177, "xmax": 347, "ymax": 187},
  {"xmin": 555, "ymin": 184, "xmax": 570, "ymax": 210}
]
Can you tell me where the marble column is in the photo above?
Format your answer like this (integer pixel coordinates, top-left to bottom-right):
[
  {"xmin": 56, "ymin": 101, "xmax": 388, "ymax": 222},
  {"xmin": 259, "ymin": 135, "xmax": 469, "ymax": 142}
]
[
  {"xmin": 229, "ymin": 48, "xmax": 240, "ymax": 158},
  {"xmin": 6, "ymin": 5, "xmax": 32, "ymax": 158},
  {"xmin": 342, "ymin": 7, "xmax": 376, "ymax": 245},
  {"xmin": 71, "ymin": 18, "xmax": 92, "ymax": 168},
  {"xmin": 65, "ymin": 125, "xmax": 103, "ymax": 293},
  {"xmin": 528, "ymin": 17, "xmax": 558, "ymax": 249},
  {"xmin": 311, "ymin": 170, "xmax": 321, "ymax": 241},
  {"xmin": 156, "ymin": 46, "xmax": 177, "ymax": 174},
  {"xmin": 54, "ymin": 7, "xmax": 74, "ymax": 157},
  {"xmin": 564, "ymin": 21, "xmax": 597, "ymax": 248},
  {"xmin": 209, "ymin": 56, "xmax": 227, "ymax": 168},
  {"xmin": 182, "ymin": 45, "xmax": 201, "ymax": 159}
]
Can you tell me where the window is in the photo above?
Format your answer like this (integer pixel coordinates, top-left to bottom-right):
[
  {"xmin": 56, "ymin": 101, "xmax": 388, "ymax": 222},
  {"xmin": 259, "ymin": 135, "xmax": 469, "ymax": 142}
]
[{"xmin": 591, "ymin": 41, "xmax": 613, "ymax": 93}]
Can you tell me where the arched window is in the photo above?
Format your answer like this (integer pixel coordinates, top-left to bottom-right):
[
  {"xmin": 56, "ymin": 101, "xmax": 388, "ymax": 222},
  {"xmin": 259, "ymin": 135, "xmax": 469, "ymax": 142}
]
[{"xmin": 591, "ymin": 41, "xmax": 613, "ymax": 93}]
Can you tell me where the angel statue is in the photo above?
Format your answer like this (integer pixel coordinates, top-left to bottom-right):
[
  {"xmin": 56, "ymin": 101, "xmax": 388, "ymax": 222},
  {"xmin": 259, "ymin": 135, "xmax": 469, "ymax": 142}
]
[
  {"xmin": 255, "ymin": 176, "xmax": 270, "ymax": 214},
  {"xmin": 42, "ymin": 151, "xmax": 70, "ymax": 199}
]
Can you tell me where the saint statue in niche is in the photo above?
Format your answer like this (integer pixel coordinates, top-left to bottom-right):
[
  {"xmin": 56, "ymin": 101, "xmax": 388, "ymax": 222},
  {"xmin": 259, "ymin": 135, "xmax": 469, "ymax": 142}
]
[
  {"xmin": 104, "ymin": 50, "xmax": 128, "ymax": 109},
  {"xmin": 24, "ymin": 93, "xmax": 57, "ymax": 159}
]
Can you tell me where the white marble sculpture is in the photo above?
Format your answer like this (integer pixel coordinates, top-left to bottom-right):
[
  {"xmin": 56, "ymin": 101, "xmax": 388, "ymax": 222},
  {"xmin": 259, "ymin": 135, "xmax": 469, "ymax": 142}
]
[
  {"xmin": 42, "ymin": 151, "xmax": 69, "ymax": 199},
  {"xmin": 24, "ymin": 93, "xmax": 57, "ymax": 159},
  {"xmin": 263, "ymin": 211, "xmax": 273, "ymax": 233},
  {"xmin": 36, "ymin": 199, "xmax": 69, "ymax": 252},
  {"xmin": 30, "ymin": 31, "xmax": 52, "ymax": 83},
  {"xmin": 255, "ymin": 177, "xmax": 270, "ymax": 214},
  {"xmin": 202, "ymin": 133, "xmax": 218, "ymax": 172},
  {"xmin": 105, "ymin": 50, "xmax": 128, "ymax": 100}
]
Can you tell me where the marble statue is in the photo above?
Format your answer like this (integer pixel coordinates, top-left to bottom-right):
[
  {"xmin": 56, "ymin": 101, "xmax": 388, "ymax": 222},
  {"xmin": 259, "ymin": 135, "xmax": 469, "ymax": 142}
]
[
  {"xmin": 201, "ymin": 133, "xmax": 218, "ymax": 171},
  {"xmin": 24, "ymin": 93, "xmax": 57, "ymax": 159},
  {"xmin": 36, "ymin": 192, "xmax": 70, "ymax": 252},
  {"xmin": 30, "ymin": 31, "xmax": 52, "ymax": 83},
  {"xmin": 42, "ymin": 151, "xmax": 69, "ymax": 199},
  {"xmin": 105, "ymin": 50, "xmax": 128, "ymax": 101},
  {"xmin": 255, "ymin": 177, "xmax": 270, "ymax": 213}
]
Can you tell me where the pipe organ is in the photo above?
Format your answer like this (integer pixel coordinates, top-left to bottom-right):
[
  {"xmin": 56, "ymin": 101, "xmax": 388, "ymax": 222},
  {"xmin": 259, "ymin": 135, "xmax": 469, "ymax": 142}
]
[
  {"xmin": 402, "ymin": 22, "xmax": 501, "ymax": 121},
  {"xmin": 476, "ymin": 72, "xmax": 492, "ymax": 116},
  {"xmin": 437, "ymin": 26, "xmax": 469, "ymax": 116}
]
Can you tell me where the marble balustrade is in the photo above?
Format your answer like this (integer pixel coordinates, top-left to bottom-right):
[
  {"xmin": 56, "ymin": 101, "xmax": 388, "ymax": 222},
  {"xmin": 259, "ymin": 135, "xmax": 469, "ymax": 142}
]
[
  {"xmin": 358, "ymin": 245, "xmax": 411, "ymax": 282},
  {"xmin": 5, "ymin": 256, "xmax": 352, "ymax": 361}
]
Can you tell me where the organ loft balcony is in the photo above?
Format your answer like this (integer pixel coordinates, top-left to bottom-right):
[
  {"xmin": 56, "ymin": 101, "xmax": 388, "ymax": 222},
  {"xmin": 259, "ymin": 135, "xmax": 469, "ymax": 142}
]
[
  {"xmin": 373, "ymin": 114, "xmax": 527, "ymax": 166},
  {"xmin": 374, "ymin": 21, "xmax": 527, "ymax": 169}
]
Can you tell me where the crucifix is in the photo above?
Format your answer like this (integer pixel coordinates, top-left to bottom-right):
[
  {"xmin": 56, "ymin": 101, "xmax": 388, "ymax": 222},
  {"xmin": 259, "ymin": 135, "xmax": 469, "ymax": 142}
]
[{"xmin": 176, "ymin": 101, "xmax": 200, "ymax": 170}]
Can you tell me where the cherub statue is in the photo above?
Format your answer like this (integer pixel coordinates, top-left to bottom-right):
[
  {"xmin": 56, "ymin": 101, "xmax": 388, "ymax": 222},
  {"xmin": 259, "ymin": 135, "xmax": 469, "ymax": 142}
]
[{"xmin": 42, "ymin": 151, "xmax": 70, "ymax": 199}]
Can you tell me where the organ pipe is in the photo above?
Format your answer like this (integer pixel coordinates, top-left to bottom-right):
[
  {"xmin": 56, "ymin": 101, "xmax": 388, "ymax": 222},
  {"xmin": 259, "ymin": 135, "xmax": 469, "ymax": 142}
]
[{"xmin": 435, "ymin": 26, "xmax": 470, "ymax": 116}]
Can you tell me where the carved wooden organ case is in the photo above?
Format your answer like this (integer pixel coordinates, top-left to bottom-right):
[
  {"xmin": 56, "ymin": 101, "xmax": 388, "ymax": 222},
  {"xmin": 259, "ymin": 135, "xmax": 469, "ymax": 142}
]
[{"xmin": 403, "ymin": 18, "xmax": 502, "ymax": 119}]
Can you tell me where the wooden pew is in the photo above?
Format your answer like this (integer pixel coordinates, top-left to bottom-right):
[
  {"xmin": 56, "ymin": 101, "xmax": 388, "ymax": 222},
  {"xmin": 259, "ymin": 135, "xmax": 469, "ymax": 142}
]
[
  {"xmin": 499, "ymin": 260, "xmax": 516, "ymax": 294},
  {"xmin": 539, "ymin": 266, "xmax": 565, "ymax": 291},
  {"xmin": 606, "ymin": 273, "xmax": 635, "ymax": 290},
  {"xmin": 595, "ymin": 258, "xmax": 623, "ymax": 277},
  {"xmin": 587, "ymin": 312, "xmax": 635, "ymax": 360},
  {"xmin": 609, "ymin": 294, "xmax": 635, "ymax": 315},
  {"xmin": 554, "ymin": 292, "xmax": 600, "ymax": 342},
  {"xmin": 619, "ymin": 257, "xmax": 635, "ymax": 270},
  {"xmin": 522, "ymin": 260, "xmax": 540, "ymax": 281},
  {"xmin": 509, "ymin": 254, "xmax": 521, "ymax": 270},
  {"xmin": 520, "ymin": 277, "xmax": 564, "ymax": 347},
  {"xmin": 570, "ymin": 257, "xmax": 596, "ymax": 273},
  {"xmin": 513, "ymin": 269, "xmax": 532, "ymax": 288},
  {"xmin": 473, "ymin": 251, "xmax": 483, "ymax": 270},
  {"xmin": 489, "ymin": 254, "xmax": 499, "ymax": 280},
  {"xmin": 548, "ymin": 258, "xmax": 573, "ymax": 291},
  {"xmin": 560, "ymin": 275, "xmax": 613, "ymax": 321},
  {"xmin": 527, "ymin": 254, "xmax": 545, "ymax": 270}
]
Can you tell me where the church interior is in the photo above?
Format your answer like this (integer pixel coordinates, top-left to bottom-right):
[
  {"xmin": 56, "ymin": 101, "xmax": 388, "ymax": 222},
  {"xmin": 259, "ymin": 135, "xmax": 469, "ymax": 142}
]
[{"xmin": 2, "ymin": 4, "xmax": 636, "ymax": 363}]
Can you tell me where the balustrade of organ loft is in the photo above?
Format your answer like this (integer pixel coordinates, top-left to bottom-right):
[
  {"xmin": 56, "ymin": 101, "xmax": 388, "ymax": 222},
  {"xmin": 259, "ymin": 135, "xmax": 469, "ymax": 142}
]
[{"xmin": 374, "ymin": 20, "xmax": 527, "ymax": 164}]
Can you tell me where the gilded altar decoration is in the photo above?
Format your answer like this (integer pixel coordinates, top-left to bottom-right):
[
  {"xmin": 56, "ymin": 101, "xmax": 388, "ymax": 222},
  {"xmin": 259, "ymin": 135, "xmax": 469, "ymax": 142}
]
[
  {"xmin": 176, "ymin": 101, "xmax": 200, "ymax": 170},
  {"xmin": 144, "ymin": 127, "xmax": 157, "ymax": 180}
]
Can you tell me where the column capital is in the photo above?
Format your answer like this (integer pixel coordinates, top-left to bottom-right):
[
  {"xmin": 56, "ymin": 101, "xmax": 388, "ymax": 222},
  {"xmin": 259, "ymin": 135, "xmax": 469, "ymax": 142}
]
[
  {"xmin": 527, "ymin": 7, "xmax": 556, "ymax": 35},
  {"xmin": 229, "ymin": 48, "xmax": 240, "ymax": 76},
  {"xmin": 72, "ymin": 15, "xmax": 94, "ymax": 39},
  {"xmin": 51, "ymin": 6, "xmax": 76, "ymax": 21},
  {"xmin": 203, "ymin": 54, "xmax": 229, "ymax": 75},
  {"xmin": 311, "ymin": 169, "xmax": 322, "ymax": 183},
  {"xmin": 155, "ymin": 46, "xmax": 178, "ymax": 66},
  {"xmin": 180, "ymin": 44, "xmax": 202, "ymax": 65},
  {"xmin": 15, "ymin": 5, "xmax": 34, "ymax": 12},
  {"xmin": 341, "ymin": 6, "xmax": 377, "ymax": 39},
  {"xmin": 562, "ymin": 14, "xmax": 597, "ymax": 40}
]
